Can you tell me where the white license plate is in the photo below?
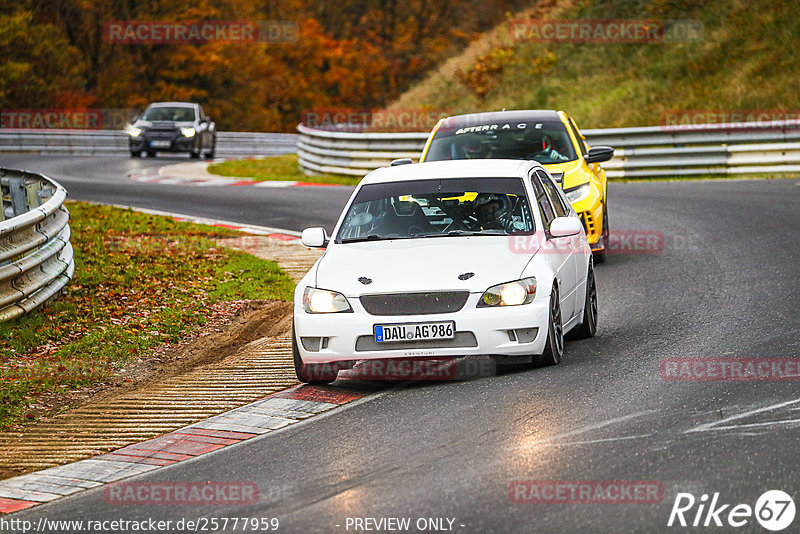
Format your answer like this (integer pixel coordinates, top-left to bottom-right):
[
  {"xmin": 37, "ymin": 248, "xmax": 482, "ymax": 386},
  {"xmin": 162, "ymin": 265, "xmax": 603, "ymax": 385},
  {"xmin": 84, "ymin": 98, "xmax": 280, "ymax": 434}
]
[
  {"xmin": 374, "ymin": 321, "xmax": 455, "ymax": 343},
  {"xmin": 150, "ymin": 140, "xmax": 171, "ymax": 148}
]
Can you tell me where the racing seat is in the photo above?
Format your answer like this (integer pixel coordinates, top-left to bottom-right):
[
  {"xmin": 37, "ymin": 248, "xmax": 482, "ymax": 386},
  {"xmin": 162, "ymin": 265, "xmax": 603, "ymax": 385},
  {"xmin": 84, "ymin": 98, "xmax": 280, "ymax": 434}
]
[{"xmin": 373, "ymin": 201, "xmax": 435, "ymax": 237}]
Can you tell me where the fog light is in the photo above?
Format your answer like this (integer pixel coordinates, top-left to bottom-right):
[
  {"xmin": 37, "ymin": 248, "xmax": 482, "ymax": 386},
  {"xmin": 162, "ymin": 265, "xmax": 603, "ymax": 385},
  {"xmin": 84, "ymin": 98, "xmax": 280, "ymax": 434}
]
[{"xmin": 513, "ymin": 328, "xmax": 539, "ymax": 343}]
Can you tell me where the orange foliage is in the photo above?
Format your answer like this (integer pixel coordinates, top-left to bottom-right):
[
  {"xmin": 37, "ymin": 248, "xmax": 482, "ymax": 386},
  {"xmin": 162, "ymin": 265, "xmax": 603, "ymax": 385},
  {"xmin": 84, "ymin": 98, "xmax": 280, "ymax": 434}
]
[{"xmin": 5, "ymin": 0, "xmax": 526, "ymax": 131}]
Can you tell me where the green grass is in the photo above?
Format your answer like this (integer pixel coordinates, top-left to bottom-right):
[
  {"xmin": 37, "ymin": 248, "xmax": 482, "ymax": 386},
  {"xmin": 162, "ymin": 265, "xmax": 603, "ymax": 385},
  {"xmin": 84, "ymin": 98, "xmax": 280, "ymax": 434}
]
[
  {"xmin": 0, "ymin": 202, "xmax": 295, "ymax": 428},
  {"xmin": 390, "ymin": 0, "xmax": 800, "ymax": 130},
  {"xmin": 207, "ymin": 154, "xmax": 362, "ymax": 186}
]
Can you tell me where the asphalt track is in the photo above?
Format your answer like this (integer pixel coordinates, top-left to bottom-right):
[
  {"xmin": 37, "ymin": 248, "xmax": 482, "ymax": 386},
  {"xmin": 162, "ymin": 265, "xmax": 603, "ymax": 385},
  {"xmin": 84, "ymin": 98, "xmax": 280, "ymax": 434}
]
[
  {"xmin": 3, "ymin": 154, "xmax": 800, "ymax": 533},
  {"xmin": 0, "ymin": 154, "xmax": 351, "ymax": 233}
]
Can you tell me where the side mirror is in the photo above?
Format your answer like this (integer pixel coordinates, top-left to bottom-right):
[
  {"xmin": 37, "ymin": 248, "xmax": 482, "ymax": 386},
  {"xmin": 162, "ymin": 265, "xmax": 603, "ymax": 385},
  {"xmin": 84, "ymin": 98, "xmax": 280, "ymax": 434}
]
[
  {"xmin": 585, "ymin": 145, "xmax": 614, "ymax": 164},
  {"xmin": 549, "ymin": 216, "xmax": 583, "ymax": 238},
  {"xmin": 301, "ymin": 227, "xmax": 328, "ymax": 248}
]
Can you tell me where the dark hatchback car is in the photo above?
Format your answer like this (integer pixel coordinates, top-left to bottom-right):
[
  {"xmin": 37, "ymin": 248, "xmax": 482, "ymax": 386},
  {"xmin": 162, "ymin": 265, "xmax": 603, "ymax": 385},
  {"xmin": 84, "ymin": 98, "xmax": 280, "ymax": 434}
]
[{"xmin": 126, "ymin": 102, "xmax": 216, "ymax": 159}]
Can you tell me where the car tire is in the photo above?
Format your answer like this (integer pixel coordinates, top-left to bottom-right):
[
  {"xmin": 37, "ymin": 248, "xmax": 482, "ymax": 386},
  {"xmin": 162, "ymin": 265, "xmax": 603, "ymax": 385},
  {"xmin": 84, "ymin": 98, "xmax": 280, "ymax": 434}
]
[
  {"xmin": 190, "ymin": 151, "xmax": 200, "ymax": 159},
  {"xmin": 567, "ymin": 262, "xmax": 598, "ymax": 340},
  {"xmin": 204, "ymin": 151, "xmax": 215, "ymax": 160},
  {"xmin": 593, "ymin": 201, "xmax": 609, "ymax": 263},
  {"xmin": 292, "ymin": 322, "xmax": 338, "ymax": 384},
  {"xmin": 535, "ymin": 285, "xmax": 564, "ymax": 366},
  {"xmin": 130, "ymin": 151, "xmax": 141, "ymax": 158},
  {"xmin": 146, "ymin": 151, "xmax": 156, "ymax": 158}
]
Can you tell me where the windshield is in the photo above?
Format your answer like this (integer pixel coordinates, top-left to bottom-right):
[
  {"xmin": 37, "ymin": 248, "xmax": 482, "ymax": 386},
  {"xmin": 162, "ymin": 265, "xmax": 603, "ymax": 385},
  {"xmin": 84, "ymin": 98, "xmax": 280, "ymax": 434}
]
[
  {"xmin": 141, "ymin": 106, "xmax": 196, "ymax": 122},
  {"xmin": 425, "ymin": 119, "xmax": 578, "ymax": 165},
  {"xmin": 336, "ymin": 177, "xmax": 535, "ymax": 242}
]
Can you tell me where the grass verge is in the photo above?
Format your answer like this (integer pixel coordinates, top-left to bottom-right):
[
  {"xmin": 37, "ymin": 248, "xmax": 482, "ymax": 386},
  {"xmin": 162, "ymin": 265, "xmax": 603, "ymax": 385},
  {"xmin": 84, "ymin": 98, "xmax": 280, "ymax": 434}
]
[
  {"xmin": 0, "ymin": 202, "xmax": 296, "ymax": 428},
  {"xmin": 207, "ymin": 154, "xmax": 362, "ymax": 186},
  {"xmin": 390, "ymin": 0, "xmax": 800, "ymax": 130}
]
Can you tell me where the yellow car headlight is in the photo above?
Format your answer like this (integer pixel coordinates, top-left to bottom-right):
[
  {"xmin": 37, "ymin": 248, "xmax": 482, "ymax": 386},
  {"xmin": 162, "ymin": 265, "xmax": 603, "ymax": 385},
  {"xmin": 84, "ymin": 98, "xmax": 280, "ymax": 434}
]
[
  {"xmin": 564, "ymin": 182, "xmax": 590, "ymax": 203},
  {"xmin": 303, "ymin": 287, "xmax": 352, "ymax": 313},
  {"xmin": 180, "ymin": 127, "xmax": 196, "ymax": 137},
  {"xmin": 125, "ymin": 124, "xmax": 142, "ymax": 137},
  {"xmin": 478, "ymin": 277, "xmax": 537, "ymax": 307}
]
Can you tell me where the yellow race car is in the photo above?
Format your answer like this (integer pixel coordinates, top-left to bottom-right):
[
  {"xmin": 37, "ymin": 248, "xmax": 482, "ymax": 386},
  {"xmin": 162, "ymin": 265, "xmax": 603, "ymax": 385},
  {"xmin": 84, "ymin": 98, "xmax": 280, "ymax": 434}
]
[{"xmin": 420, "ymin": 110, "xmax": 614, "ymax": 261}]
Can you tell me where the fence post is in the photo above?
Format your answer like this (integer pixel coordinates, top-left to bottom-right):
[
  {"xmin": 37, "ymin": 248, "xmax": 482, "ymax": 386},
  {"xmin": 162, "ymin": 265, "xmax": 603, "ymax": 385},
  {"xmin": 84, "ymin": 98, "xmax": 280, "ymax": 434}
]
[
  {"xmin": 26, "ymin": 181, "xmax": 42, "ymax": 209},
  {"xmin": 8, "ymin": 178, "xmax": 27, "ymax": 216}
]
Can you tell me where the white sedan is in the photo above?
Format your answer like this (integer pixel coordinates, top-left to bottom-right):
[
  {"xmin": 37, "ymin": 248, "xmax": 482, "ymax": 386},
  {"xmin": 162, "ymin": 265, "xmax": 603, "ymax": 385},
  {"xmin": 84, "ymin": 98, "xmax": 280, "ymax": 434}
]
[{"xmin": 293, "ymin": 159, "xmax": 598, "ymax": 383}]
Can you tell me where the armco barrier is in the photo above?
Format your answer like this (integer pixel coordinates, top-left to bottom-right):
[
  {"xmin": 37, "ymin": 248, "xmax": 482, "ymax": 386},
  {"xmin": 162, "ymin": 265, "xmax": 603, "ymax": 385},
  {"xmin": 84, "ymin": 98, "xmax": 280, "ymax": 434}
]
[
  {"xmin": 0, "ymin": 130, "xmax": 298, "ymax": 157},
  {"xmin": 0, "ymin": 168, "xmax": 74, "ymax": 321},
  {"xmin": 297, "ymin": 120, "xmax": 800, "ymax": 178},
  {"xmin": 4, "ymin": 124, "xmax": 799, "ymax": 178},
  {"xmin": 296, "ymin": 124, "xmax": 428, "ymax": 176}
]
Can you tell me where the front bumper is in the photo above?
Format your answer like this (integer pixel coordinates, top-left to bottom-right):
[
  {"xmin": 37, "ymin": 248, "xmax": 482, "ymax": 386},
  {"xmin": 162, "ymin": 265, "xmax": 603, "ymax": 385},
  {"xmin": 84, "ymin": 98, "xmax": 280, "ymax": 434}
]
[
  {"xmin": 129, "ymin": 132, "xmax": 195, "ymax": 153},
  {"xmin": 570, "ymin": 187, "xmax": 605, "ymax": 250},
  {"xmin": 578, "ymin": 202, "xmax": 605, "ymax": 251},
  {"xmin": 294, "ymin": 292, "xmax": 550, "ymax": 364}
]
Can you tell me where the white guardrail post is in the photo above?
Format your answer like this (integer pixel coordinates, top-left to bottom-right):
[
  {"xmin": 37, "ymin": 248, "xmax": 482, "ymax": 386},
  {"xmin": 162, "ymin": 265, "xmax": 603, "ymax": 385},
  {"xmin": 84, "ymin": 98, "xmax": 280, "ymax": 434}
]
[
  {"xmin": 0, "ymin": 168, "xmax": 74, "ymax": 321},
  {"xmin": 296, "ymin": 120, "xmax": 800, "ymax": 179}
]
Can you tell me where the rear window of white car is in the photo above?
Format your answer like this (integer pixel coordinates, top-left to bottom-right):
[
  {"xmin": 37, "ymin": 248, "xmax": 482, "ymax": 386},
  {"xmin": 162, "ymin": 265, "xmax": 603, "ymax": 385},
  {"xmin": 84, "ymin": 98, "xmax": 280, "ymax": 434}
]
[{"xmin": 336, "ymin": 177, "xmax": 535, "ymax": 243}]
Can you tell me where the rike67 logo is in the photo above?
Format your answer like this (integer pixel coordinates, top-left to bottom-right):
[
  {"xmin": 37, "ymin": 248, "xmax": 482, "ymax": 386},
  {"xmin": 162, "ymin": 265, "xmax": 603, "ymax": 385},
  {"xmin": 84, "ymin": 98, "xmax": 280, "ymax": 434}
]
[{"xmin": 668, "ymin": 490, "xmax": 795, "ymax": 531}]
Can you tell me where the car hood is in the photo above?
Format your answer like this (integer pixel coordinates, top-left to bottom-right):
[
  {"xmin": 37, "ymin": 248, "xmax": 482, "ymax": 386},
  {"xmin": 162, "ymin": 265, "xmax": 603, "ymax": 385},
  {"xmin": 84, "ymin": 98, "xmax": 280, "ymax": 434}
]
[
  {"xmin": 314, "ymin": 236, "xmax": 538, "ymax": 296},
  {"xmin": 543, "ymin": 159, "xmax": 588, "ymax": 189}
]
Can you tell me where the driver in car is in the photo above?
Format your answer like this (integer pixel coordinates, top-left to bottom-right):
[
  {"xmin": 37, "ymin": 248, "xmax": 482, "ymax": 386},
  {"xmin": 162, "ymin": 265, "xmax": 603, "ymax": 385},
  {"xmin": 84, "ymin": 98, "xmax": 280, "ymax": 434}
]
[
  {"xmin": 463, "ymin": 139, "xmax": 491, "ymax": 159},
  {"xmin": 526, "ymin": 133, "xmax": 570, "ymax": 162},
  {"xmin": 471, "ymin": 193, "xmax": 515, "ymax": 232}
]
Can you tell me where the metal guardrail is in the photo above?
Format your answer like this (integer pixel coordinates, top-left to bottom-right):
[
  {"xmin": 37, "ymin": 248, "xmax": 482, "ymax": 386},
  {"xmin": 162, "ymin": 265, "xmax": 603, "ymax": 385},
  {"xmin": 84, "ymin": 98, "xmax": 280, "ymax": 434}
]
[
  {"xmin": 297, "ymin": 120, "xmax": 800, "ymax": 178},
  {"xmin": 0, "ymin": 168, "xmax": 74, "ymax": 321},
  {"xmin": 296, "ymin": 124, "xmax": 428, "ymax": 176},
  {"xmin": 3, "ymin": 124, "xmax": 798, "ymax": 178},
  {"xmin": 0, "ymin": 130, "xmax": 298, "ymax": 157}
]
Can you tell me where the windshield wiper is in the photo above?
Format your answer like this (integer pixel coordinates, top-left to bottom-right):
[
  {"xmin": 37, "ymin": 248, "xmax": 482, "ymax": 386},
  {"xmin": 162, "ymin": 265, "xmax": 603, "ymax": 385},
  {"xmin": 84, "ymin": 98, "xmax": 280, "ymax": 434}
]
[
  {"xmin": 446, "ymin": 230, "xmax": 506, "ymax": 236},
  {"xmin": 340, "ymin": 234, "xmax": 385, "ymax": 243}
]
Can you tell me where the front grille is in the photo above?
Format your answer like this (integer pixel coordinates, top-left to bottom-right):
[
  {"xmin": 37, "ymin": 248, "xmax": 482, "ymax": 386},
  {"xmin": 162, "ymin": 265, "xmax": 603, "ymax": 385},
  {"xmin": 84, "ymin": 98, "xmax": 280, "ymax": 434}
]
[
  {"xmin": 355, "ymin": 332, "xmax": 478, "ymax": 352},
  {"xmin": 360, "ymin": 291, "xmax": 469, "ymax": 316}
]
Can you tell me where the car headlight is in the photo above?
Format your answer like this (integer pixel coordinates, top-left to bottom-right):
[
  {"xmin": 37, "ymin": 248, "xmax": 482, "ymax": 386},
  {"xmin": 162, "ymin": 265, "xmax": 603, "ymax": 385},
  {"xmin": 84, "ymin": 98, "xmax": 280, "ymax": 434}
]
[
  {"xmin": 180, "ymin": 127, "xmax": 196, "ymax": 137},
  {"xmin": 564, "ymin": 182, "xmax": 590, "ymax": 203},
  {"xmin": 125, "ymin": 124, "xmax": 142, "ymax": 137},
  {"xmin": 478, "ymin": 277, "xmax": 537, "ymax": 307},
  {"xmin": 303, "ymin": 287, "xmax": 352, "ymax": 313}
]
